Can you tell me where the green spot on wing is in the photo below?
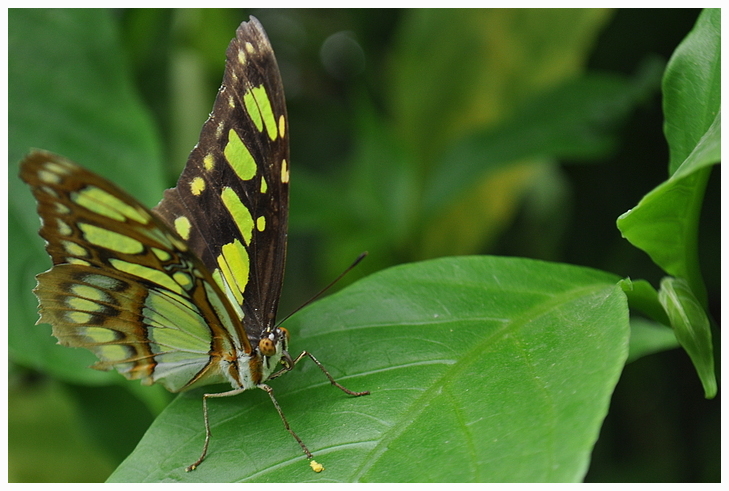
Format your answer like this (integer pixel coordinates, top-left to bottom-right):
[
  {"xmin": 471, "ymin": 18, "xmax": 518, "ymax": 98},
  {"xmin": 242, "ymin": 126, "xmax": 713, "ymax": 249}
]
[
  {"xmin": 224, "ymin": 129, "xmax": 256, "ymax": 180},
  {"xmin": 244, "ymin": 91, "xmax": 263, "ymax": 133},
  {"xmin": 251, "ymin": 85, "xmax": 277, "ymax": 141},
  {"xmin": 221, "ymin": 187, "xmax": 254, "ymax": 245}
]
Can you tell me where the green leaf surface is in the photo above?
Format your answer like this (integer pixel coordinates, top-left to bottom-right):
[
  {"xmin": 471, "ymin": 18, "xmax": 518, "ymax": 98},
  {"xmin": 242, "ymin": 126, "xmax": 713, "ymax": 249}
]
[
  {"xmin": 662, "ymin": 8, "xmax": 720, "ymax": 175},
  {"xmin": 619, "ymin": 278, "xmax": 670, "ymax": 327},
  {"xmin": 617, "ymin": 168, "xmax": 712, "ymax": 304},
  {"xmin": 616, "ymin": 9, "xmax": 720, "ymax": 306},
  {"xmin": 627, "ymin": 318, "xmax": 679, "ymax": 363},
  {"xmin": 109, "ymin": 256, "xmax": 629, "ymax": 482},
  {"xmin": 657, "ymin": 277, "xmax": 716, "ymax": 398},
  {"xmin": 619, "ymin": 279, "xmax": 680, "ymax": 363}
]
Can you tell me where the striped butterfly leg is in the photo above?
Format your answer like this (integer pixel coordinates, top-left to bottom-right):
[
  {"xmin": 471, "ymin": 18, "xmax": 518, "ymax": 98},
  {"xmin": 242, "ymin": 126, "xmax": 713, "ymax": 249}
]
[
  {"xmin": 270, "ymin": 350, "xmax": 371, "ymax": 397},
  {"xmin": 266, "ymin": 351, "xmax": 369, "ymax": 471},
  {"xmin": 186, "ymin": 387, "xmax": 247, "ymax": 472},
  {"xmin": 185, "ymin": 381, "xmax": 331, "ymax": 473}
]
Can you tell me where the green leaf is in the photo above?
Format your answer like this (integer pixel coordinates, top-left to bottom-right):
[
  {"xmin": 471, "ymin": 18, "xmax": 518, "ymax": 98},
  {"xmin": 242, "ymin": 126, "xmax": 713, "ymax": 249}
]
[
  {"xmin": 662, "ymin": 8, "xmax": 720, "ymax": 175},
  {"xmin": 616, "ymin": 168, "xmax": 712, "ymax": 304},
  {"xmin": 389, "ymin": 9, "xmax": 612, "ymax": 170},
  {"xmin": 616, "ymin": 9, "xmax": 719, "ymax": 307},
  {"xmin": 424, "ymin": 72, "xmax": 658, "ymax": 215},
  {"xmin": 619, "ymin": 278, "xmax": 670, "ymax": 327},
  {"xmin": 109, "ymin": 256, "xmax": 629, "ymax": 482},
  {"xmin": 382, "ymin": 9, "xmax": 625, "ymax": 262},
  {"xmin": 657, "ymin": 277, "xmax": 716, "ymax": 398},
  {"xmin": 619, "ymin": 279, "xmax": 681, "ymax": 363},
  {"xmin": 627, "ymin": 318, "xmax": 679, "ymax": 363},
  {"xmin": 9, "ymin": 381, "xmax": 117, "ymax": 483}
]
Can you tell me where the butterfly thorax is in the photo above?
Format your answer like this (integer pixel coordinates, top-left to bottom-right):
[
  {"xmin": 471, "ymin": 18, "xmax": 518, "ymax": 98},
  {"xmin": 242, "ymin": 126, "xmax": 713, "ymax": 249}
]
[{"xmin": 218, "ymin": 326, "xmax": 290, "ymax": 390}]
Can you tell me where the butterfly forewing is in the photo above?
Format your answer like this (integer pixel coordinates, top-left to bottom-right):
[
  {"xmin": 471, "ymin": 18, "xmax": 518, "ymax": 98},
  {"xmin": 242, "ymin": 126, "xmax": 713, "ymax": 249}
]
[
  {"xmin": 20, "ymin": 151, "xmax": 244, "ymax": 392},
  {"xmin": 152, "ymin": 18, "xmax": 290, "ymax": 344},
  {"xmin": 19, "ymin": 17, "xmax": 370, "ymax": 472}
]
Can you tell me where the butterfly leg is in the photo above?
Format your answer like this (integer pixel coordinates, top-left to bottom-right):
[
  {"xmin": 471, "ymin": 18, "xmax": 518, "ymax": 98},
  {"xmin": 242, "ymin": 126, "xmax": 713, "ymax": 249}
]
[
  {"xmin": 257, "ymin": 383, "xmax": 314, "ymax": 459},
  {"xmin": 186, "ymin": 387, "xmax": 246, "ymax": 472},
  {"xmin": 270, "ymin": 350, "xmax": 370, "ymax": 397}
]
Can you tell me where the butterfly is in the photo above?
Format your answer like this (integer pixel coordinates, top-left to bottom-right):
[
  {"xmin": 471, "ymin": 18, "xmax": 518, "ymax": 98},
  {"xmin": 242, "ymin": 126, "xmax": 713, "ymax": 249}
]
[{"xmin": 19, "ymin": 16, "xmax": 368, "ymax": 473}]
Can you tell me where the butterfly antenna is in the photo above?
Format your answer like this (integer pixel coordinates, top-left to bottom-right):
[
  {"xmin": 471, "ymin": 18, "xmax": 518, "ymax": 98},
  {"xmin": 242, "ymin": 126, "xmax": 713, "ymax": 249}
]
[{"xmin": 277, "ymin": 251, "xmax": 368, "ymax": 326}]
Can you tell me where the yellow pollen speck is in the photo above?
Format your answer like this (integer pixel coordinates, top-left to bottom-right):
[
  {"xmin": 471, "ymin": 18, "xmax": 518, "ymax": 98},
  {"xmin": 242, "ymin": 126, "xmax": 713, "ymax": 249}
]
[
  {"xmin": 238, "ymin": 49, "xmax": 246, "ymax": 66},
  {"xmin": 245, "ymin": 41, "xmax": 255, "ymax": 54},
  {"xmin": 310, "ymin": 460, "xmax": 324, "ymax": 473},
  {"xmin": 228, "ymin": 95, "xmax": 235, "ymax": 108},
  {"xmin": 190, "ymin": 176, "xmax": 206, "ymax": 196}
]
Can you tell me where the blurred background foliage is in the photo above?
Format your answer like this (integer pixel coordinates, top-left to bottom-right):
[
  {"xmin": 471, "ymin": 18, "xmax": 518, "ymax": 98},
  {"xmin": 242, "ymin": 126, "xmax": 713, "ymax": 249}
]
[{"xmin": 8, "ymin": 8, "xmax": 718, "ymax": 482}]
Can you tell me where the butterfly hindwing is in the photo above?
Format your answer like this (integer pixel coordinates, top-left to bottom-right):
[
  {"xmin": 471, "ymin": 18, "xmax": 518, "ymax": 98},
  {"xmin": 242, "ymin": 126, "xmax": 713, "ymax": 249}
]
[
  {"xmin": 152, "ymin": 18, "xmax": 290, "ymax": 344},
  {"xmin": 20, "ymin": 17, "xmax": 370, "ymax": 472},
  {"xmin": 20, "ymin": 151, "xmax": 246, "ymax": 392}
]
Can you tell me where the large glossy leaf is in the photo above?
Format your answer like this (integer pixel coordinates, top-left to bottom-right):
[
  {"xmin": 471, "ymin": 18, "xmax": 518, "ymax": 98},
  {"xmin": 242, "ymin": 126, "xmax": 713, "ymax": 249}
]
[{"xmin": 109, "ymin": 256, "xmax": 629, "ymax": 482}]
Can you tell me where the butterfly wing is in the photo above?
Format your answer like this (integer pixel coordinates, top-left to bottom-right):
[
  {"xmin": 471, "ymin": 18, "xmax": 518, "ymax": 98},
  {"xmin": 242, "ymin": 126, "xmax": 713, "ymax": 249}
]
[
  {"xmin": 20, "ymin": 151, "xmax": 246, "ymax": 392},
  {"xmin": 152, "ymin": 17, "xmax": 290, "ymax": 345}
]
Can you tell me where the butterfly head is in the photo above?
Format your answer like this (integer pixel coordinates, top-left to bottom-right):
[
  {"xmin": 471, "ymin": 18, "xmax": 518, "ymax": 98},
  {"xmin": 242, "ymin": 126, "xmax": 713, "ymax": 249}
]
[{"xmin": 258, "ymin": 327, "xmax": 292, "ymax": 371}]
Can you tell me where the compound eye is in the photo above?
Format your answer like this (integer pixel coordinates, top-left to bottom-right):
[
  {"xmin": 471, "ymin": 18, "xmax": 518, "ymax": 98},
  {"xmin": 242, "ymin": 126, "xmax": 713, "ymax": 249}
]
[
  {"xmin": 259, "ymin": 337, "xmax": 276, "ymax": 357},
  {"xmin": 279, "ymin": 327, "xmax": 290, "ymax": 342}
]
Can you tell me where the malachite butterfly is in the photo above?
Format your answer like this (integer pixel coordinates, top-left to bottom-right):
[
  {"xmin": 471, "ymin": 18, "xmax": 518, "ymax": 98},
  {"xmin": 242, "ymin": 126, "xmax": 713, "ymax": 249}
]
[{"xmin": 19, "ymin": 16, "xmax": 368, "ymax": 473}]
